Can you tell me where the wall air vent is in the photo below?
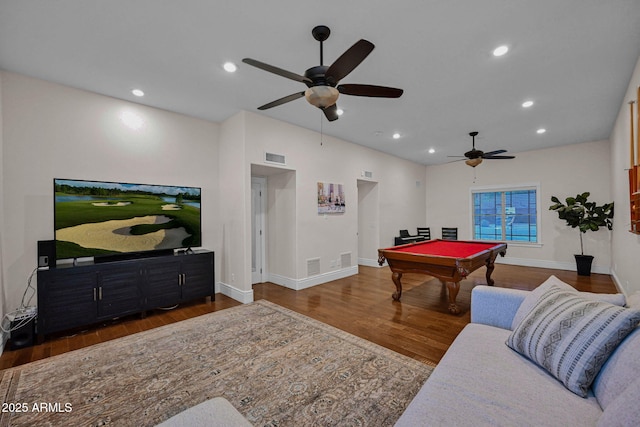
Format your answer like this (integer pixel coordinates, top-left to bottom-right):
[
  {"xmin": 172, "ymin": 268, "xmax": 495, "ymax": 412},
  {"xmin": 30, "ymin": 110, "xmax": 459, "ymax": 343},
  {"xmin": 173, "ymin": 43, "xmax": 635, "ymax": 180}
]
[
  {"xmin": 265, "ymin": 152, "xmax": 286, "ymax": 165},
  {"xmin": 340, "ymin": 252, "xmax": 352, "ymax": 268},
  {"xmin": 361, "ymin": 170, "xmax": 373, "ymax": 179},
  {"xmin": 307, "ymin": 257, "xmax": 321, "ymax": 276}
]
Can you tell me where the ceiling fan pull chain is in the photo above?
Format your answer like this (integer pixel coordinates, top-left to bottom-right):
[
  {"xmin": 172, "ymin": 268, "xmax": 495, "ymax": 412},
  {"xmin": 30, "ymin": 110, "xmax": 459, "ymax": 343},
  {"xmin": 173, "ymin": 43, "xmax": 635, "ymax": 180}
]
[{"xmin": 320, "ymin": 111, "xmax": 324, "ymax": 146}]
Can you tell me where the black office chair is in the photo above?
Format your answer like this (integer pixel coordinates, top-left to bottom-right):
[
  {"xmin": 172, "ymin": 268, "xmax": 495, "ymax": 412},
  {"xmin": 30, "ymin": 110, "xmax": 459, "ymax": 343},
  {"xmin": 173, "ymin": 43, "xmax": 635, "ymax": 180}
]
[
  {"xmin": 399, "ymin": 229, "xmax": 412, "ymax": 239},
  {"xmin": 416, "ymin": 227, "xmax": 431, "ymax": 240},
  {"xmin": 441, "ymin": 227, "xmax": 458, "ymax": 240},
  {"xmin": 397, "ymin": 229, "xmax": 422, "ymax": 244}
]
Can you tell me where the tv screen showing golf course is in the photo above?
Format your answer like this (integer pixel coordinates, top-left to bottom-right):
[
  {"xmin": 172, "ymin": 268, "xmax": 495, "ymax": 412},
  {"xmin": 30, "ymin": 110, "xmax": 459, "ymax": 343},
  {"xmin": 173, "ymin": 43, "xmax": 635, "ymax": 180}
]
[{"xmin": 54, "ymin": 178, "xmax": 201, "ymax": 260}]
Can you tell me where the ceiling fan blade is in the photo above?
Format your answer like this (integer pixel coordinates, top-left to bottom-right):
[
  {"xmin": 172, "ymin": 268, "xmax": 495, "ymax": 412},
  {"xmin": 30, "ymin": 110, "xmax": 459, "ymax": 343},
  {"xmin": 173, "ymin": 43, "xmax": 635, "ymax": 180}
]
[
  {"xmin": 257, "ymin": 92, "xmax": 305, "ymax": 110},
  {"xmin": 484, "ymin": 155, "xmax": 515, "ymax": 159},
  {"xmin": 322, "ymin": 104, "xmax": 339, "ymax": 122},
  {"xmin": 482, "ymin": 149, "xmax": 507, "ymax": 157},
  {"xmin": 325, "ymin": 39, "xmax": 375, "ymax": 84},
  {"xmin": 337, "ymin": 84, "xmax": 403, "ymax": 98},
  {"xmin": 242, "ymin": 58, "xmax": 312, "ymax": 84}
]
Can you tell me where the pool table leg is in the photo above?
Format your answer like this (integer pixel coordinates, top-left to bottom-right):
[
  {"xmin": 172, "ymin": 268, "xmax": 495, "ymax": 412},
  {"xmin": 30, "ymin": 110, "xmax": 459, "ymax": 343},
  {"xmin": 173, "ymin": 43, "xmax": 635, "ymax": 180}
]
[
  {"xmin": 445, "ymin": 281, "xmax": 461, "ymax": 314},
  {"xmin": 391, "ymin": 272, "xmax": 403, "ymax": 300},
  {"xmin": 485, "ymin": 255, "xmax": 497, "ymax": 286}
]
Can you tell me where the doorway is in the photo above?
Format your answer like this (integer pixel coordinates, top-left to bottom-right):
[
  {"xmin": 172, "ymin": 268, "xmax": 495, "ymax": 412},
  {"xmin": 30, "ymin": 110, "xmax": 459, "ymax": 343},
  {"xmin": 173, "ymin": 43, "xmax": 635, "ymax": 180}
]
[
  {"xmin": 251, "ymin": 176, "xmax": 266, "ymax": 284},
  {"xmin": 357, "ymin": 179, "xmax": 380, "ymax": 266}
]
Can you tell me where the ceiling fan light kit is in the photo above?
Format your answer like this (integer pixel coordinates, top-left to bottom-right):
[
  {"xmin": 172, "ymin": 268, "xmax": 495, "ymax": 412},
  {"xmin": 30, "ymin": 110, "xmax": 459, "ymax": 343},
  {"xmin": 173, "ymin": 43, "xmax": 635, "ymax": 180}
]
[
  {"xmin": 465, "ymin": 158, "xmax": 483, "ymax": 167},
  {"xmin": 305, "ymin": 86, "xmax": 339, "ymax": 108},
  {"xmin": 243, "ymin": 25, "xmax": 403, "ymax": 122}
]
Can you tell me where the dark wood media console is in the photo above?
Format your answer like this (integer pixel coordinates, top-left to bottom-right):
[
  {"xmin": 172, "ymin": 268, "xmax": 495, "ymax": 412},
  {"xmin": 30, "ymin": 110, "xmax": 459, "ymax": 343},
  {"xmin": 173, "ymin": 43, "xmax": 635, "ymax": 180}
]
[{"xmin": 36, "ymin": 250, "xmax": 214, "ymax": 341}]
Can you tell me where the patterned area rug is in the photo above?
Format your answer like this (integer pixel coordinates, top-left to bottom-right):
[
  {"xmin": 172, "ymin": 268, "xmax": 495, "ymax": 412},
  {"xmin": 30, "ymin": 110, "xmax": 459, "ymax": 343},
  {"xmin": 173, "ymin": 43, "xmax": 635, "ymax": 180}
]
[{"xmin": 0, "ymin": 300, "xmax": 433, "ymax": 426}]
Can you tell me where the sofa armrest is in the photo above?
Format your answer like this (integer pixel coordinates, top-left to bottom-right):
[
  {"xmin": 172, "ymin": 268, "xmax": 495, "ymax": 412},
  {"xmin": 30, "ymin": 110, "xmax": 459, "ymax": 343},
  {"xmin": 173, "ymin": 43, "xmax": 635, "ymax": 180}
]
[{"xmin": 470, "ymin": 286, "xmax": 528, "ymax": 330}]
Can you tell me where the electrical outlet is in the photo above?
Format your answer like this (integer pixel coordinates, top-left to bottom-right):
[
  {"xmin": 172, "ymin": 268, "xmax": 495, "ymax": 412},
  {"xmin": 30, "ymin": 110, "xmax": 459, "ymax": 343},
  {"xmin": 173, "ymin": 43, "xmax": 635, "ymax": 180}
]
[
  {"xmin": 231, "ymin": 273, "xmax": 235, "ymax": 282},
  {"xmin": 330, "ymin": 260, "xmax": 336, "ymax": 268}
]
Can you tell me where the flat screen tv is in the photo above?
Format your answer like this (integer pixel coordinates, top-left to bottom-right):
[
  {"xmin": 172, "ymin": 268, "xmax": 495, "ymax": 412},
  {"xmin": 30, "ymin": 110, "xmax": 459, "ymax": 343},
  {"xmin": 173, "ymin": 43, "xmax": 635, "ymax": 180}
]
[{"xmin": 54, "ymin": 178, "xmax": 201, "ymax": 261}]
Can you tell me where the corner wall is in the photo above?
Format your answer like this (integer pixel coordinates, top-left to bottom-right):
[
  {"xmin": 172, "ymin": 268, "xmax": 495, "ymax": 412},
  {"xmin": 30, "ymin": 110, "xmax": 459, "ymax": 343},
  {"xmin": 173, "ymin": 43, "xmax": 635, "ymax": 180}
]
[
  {"xmin": 0, "ymin": 71, "xmax": 6, "ymax": 347},
  {"xmin": 425, "ymin": 139, "xmax": 612, "ymax": 273},
  {"xmin": 0, "ymin": 71, "xmax": 221, "ymax": 317},
  {"xmin": 241, "ymin": 111, "xmax": 427, "ymax": 288},
  {"xmin": 609, "ymin": 55, "xmax": 640, "ymax": 296}
]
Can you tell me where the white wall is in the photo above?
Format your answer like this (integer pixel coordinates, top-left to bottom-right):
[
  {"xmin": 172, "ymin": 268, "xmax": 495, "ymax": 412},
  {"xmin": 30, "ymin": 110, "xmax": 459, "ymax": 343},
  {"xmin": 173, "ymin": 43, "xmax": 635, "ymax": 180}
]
[
  {"xmin": 241, "ymin": 111, "xmax": 427, "ymax": 288},
  {"xmin": 0, "ymin": 72, "xmax": 5, "ymax": 335},
  {"xmin": 426, "ymin": 139, "xmax": 612, "ymax": 273},
  {"xmin": 0, "ymin": 71, "xmax": 220, "ymax": 317},
  {"xmin": 609, "ymin": 55, "xmax": 640, "ymax": 296},
  {"xmin": 217, "ymin": 112, "xmax": 253, "ymax": 302}
]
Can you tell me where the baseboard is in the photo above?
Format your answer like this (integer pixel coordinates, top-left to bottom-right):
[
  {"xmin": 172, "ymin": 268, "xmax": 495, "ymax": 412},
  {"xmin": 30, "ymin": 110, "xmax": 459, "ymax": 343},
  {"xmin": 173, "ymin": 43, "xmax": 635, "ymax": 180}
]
[
  {"xmin": 496, "ymin": 256, "xmax": 611, "ymax": 275},
  {"xmin": 609, "ymin": 269, "xmax": 626, "ymax": 296},
  {"xmin": 218, "ymin": 282, "xmax": 254, "ymax": 304},
  {"xmin": 269, "ymin": 265, "xmax": 359, "ymax": 291},
  {"xmin": 358, "ymin": 257, "xmax": 382, "ymax": 268},
  {"xmin": 367, "ymin": 254, "xmax": 611, "ymax": 274}
]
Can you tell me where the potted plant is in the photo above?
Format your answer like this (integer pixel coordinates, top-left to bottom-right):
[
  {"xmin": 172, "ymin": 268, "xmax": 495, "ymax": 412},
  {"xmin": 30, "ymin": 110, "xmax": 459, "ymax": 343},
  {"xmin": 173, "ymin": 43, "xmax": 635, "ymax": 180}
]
[{"xmin": 549, "ymin": 192, "xmax": 614, "ymax": 276}]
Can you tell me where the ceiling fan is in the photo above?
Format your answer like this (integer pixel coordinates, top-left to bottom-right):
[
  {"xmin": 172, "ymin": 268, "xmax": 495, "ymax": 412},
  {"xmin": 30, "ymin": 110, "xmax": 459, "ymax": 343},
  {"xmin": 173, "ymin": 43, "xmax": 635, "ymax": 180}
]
[
  {"xmin": 451, "ymin": 132, "xmax": 515, "ymax": 167},
  {"xmin": 242, "ymin": 25, "xmax": 404, "ymax": 122}
]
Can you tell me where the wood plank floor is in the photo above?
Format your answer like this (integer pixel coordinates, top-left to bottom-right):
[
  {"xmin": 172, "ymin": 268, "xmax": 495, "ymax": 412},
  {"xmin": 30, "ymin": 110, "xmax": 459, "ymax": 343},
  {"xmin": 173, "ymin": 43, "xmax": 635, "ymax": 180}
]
[{"xmin": 0, "ymin": 264, "xmax": 617, "ymax": 369}]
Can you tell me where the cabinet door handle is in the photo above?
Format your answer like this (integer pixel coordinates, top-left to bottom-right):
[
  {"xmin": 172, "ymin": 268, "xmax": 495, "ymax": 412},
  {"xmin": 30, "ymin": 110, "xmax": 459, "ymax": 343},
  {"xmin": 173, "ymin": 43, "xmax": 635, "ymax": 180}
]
[
  {"xmin": 182, "ymin": 274, "xmax": 186, "ymax": 285},
  {"xmin": 99, "ymin": 287, "xmax": 103, "ymax": 300},
  {"xmin": 94, "ymin": 288, "xmax": 97, "ymax": 302}
]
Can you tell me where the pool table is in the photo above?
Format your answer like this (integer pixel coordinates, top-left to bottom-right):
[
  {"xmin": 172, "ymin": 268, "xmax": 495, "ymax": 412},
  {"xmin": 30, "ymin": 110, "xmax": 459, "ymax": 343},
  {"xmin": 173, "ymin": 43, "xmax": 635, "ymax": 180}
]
[{"xmin": 378, "ymin": 239, "xmax": 507, "ymax": 314}]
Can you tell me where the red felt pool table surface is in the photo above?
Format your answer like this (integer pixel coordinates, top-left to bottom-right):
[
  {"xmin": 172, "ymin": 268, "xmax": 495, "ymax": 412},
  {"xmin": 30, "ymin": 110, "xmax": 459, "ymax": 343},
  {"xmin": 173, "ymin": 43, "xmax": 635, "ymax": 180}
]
[{"xmin": 387, "ymin": 240, "xmax": 501, "ymax": 258}]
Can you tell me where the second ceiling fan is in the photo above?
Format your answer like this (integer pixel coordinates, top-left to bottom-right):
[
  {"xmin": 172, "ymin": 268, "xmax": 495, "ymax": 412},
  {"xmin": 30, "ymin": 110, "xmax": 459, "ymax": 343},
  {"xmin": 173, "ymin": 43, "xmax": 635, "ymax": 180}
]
[
  {"xmin": 451, "ymin": 132, "xmax": 516, "ymax": 167},
  {"xmin": 242, "ymin": 25, "xmax": 404, "ymax": 122}
]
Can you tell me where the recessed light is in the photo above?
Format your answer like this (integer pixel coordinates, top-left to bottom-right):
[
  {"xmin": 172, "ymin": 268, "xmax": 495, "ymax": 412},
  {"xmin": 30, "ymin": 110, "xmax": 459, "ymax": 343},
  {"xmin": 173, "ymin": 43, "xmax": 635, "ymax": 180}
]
[
  {"xmin": 493, "ymin": 45, "xmax": 509, "ymax": 57},
  {"xmin": 336, "ymin": 108, "xmax": 344, "ymax": 116},
  {"xmin": 537, "ymin": 128, "xmax": 546, "ymax": 134},
  {"xmin": 522, "ymin": 100, "xmax": 534, "ymax": 108},
  {"xmin": 428, "ymin": 148, "xmax": 435, "ymax": 154},
  {"xmin": 131, "ymin": 89, "xmax": 144, "ymax": 97},
  {"xmin": 223, "ymin": 62, "xmax": 237, "ymax": 73},
  {"xmin": 392, "ymin": 133, "xmax": 401, "ymax": 140}
]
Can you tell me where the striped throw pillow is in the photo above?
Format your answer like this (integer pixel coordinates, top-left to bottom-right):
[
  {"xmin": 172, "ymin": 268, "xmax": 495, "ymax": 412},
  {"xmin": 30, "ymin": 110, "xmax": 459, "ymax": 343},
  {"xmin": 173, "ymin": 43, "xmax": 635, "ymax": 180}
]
[{"xmin": 506, "ymin": 285, "xmax": 640, "ymax": 397}]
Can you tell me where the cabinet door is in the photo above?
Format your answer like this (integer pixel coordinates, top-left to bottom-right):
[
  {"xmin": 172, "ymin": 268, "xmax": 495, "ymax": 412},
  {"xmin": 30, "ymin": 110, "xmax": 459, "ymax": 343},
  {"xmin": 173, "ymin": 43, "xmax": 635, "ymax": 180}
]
[
  {"xmin": 143, "ymin": 259, "xmax": 182, "ymax": 309},
  {"xmin": 38, "ymin": 268, "xmax": 98, "ymax": 335},
  {"xmin": 97, "ymin": 265, "xmax": 143, "ymax": 319},
  {"xmin": 180, "ymin": 253, "xmax": 214, "ymax": 301}
]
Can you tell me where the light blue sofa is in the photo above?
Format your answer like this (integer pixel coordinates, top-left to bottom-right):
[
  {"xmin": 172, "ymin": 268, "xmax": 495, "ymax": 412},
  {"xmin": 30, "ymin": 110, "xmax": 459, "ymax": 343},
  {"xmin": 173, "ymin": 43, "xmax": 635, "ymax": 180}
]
[{"xmin": 396, "ymin": 283, "xmax": 640, "ymax": 427}]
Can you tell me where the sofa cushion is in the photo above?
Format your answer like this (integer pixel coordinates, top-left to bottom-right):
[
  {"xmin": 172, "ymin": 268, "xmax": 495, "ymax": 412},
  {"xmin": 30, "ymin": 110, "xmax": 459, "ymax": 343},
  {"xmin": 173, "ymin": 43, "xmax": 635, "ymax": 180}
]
[
  {"xmin": 597, "ymin": 376, "xmax": 640, "ymax": 427},
  {"xmin": 592, "ymin": 325, "xmax": 640, "ymax": 409},
  {"xmin": 511, "ymin": 275, "xmax": 626, "ymax": 330},
  {"xmin": 396, "ymin": 323, "xmax": 603, "ymax": 427},
  {"xmin": 506, "ymin": 285, "xmax": 640, "ymax": 397}
]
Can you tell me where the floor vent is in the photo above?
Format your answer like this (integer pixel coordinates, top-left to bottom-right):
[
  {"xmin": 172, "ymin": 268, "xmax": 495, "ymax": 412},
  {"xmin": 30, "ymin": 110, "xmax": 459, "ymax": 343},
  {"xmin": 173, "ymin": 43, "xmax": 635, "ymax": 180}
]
[
  {"xmin": 307, "ymin": 258, "xmax": 321, "ymax": 276},
  {"xmin": 265, "ymin": 152, "xmax": 286, "ymax": 165},
  {"xmin": 340, "ymin": 252, "xmax": 352, "ymax": 268}
]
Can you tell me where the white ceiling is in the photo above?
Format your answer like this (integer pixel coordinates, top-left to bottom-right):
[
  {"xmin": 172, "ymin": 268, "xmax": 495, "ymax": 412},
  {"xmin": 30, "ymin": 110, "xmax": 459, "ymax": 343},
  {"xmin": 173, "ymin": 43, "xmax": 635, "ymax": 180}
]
[{"xmin": 1, "ymin": 0, "xmax": 639, "ymax": 165}]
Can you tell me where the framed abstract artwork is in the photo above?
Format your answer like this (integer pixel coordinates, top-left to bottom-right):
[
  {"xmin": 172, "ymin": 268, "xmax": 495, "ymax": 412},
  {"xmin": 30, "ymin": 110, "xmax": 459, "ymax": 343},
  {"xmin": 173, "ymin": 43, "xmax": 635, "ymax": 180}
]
[{"xmin": 318, "ymin": 182, "xmax": 345, "ymax": 214}]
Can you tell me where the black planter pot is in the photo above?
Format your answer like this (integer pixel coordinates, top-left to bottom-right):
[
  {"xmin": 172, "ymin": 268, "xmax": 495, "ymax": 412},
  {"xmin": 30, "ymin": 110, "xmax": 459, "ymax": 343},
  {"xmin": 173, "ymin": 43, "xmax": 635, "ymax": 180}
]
[{"xmin": 575, "ymin": 254, "xmax": 594, "ymax": 276}]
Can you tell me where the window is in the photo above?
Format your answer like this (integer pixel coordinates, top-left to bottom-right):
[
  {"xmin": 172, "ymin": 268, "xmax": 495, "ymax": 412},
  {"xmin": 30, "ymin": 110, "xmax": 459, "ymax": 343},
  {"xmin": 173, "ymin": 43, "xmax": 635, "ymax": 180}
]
[{"xmin": 472, "ymin": 186, "xmax": 538, "ymax": 243}]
